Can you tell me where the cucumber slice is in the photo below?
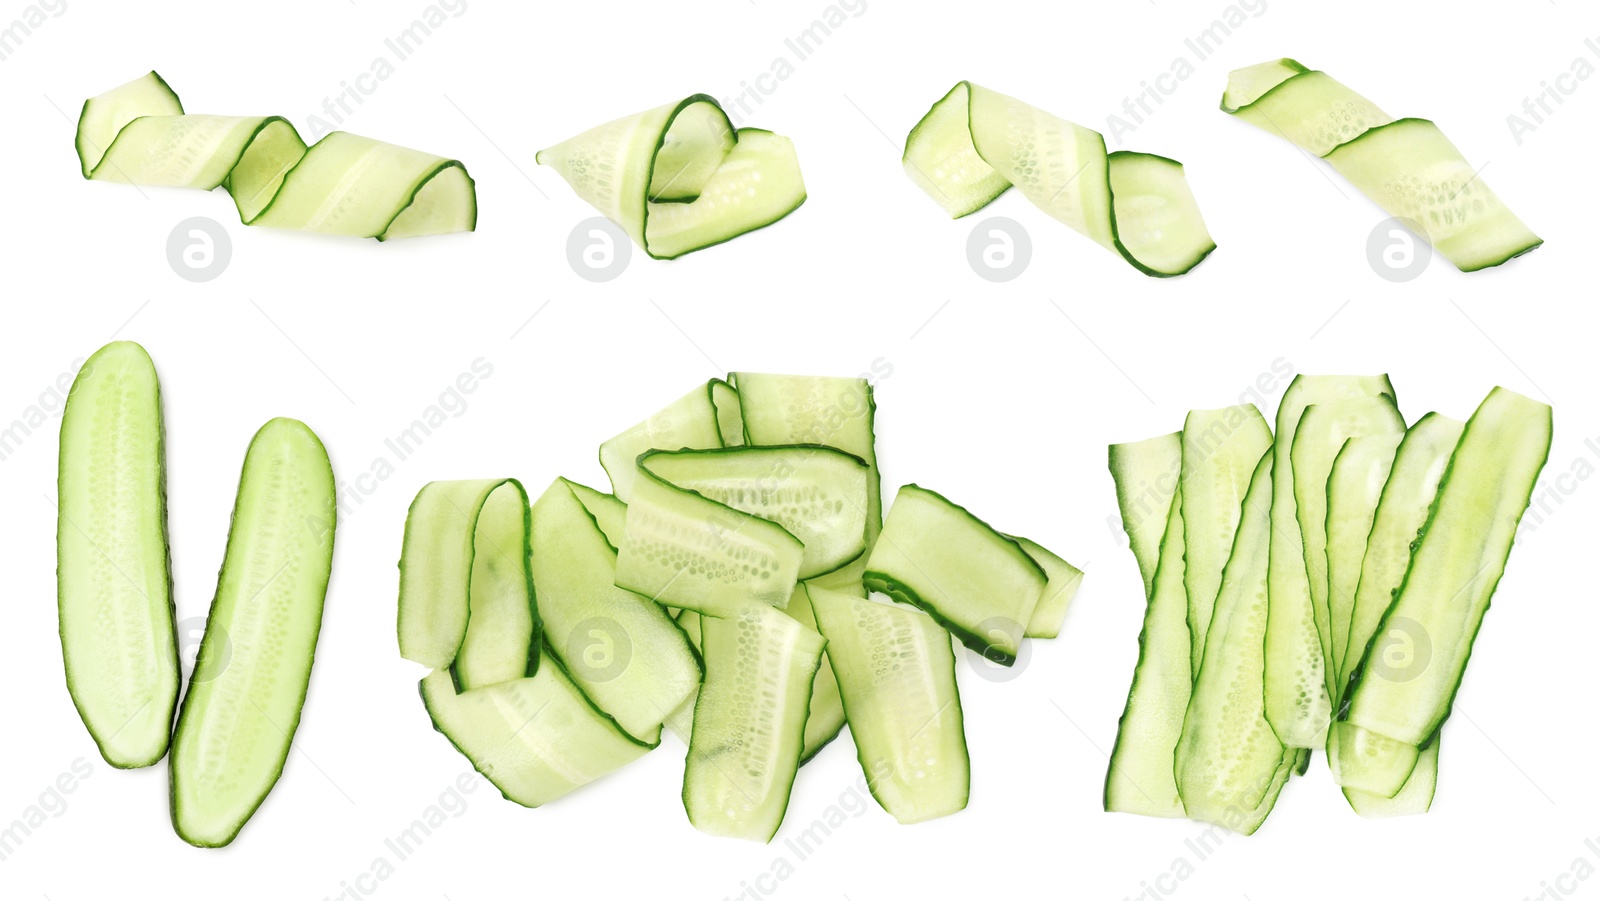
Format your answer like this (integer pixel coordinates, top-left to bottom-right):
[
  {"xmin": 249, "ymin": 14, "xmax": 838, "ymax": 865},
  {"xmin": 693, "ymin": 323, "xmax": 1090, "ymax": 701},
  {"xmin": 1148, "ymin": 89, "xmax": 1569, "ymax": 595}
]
[
  {"xmin": 531, "ymin": 479, "xmax": 700, "ymax": 742},
  {"xmin": 78, "ymin": 72, "xmax": 475, "ymax": 240},
  {"xmin": 1326, "ymin": 720, "xmax": 1419, "ymax": 797},
  {"xmin": 1105, "ymin": 434, "xmax": 1188, "ymax": 819},
  {"xmin": 1013, "ymin": 537, "xmax": 1084, "ymax": 640},
  {"xmin": 598, "ymin": 380, "xmax": 729, "ymax": 502},
  {"xmin": 57, "ymin": 341, "xmax": 178, "ymax": 769},
  {"xmin": 1263, "ymin": 374, "xmax": 1396, "ymax": 749},
  {"xmin": 537, "ymin": 96, "xmax": 805, "ymax": 260},
  {"xmin": 397, "ymin": 479, "xmax": 536, "ymax": 687},
  {"xmin": 169, "ymin": 418, "xmax": 337, "ymax": 847},
  {"xmin": 864, "ymin": 485, "xmax": 1046, "ymax": 666},
  {"xmin": 419, "ymin": 661, "xmax": 656, "ymax": 808},
  {"xmin": 663, "ymin": 609, "xmax": 703, "ymax": 745},
  {"xmin": 1222, "ymin": 59, "xmax": 1540, "ymax": 271},
  {"xmin": 782, "ymin": 585, "xmax": 847, "ymax": 763},
  {"xmin": 1343, "ymin": 741, "xmax": 1438, "ymax": 818},
  {"xmin": 641, "ymin": 445, "xmax": 869, "ymax": 579},
  {"xmin": 1174, "ymin": 452, "xmax": 1288, "ymax": 831},
  {"xmin": 903, "ymin": 82, "xmax": 1215, "ymax": 276},
  {"xmin": 1179, "ymin": 405, "xmax": 1272, "ymax": 676},
  {"xmin": 1324, "ymin": 433, "xmax": 1405, "ymax": 684},
  {"xmin": 809, "ymin": 586, "xmax": 970, "ymax": 824},
  {"xmin": 1343, "ymin": 387, "xmax": 1552, "ymax": 746},
  {"xmin": 710, "ymin": 379, "xmax": 745, "ymax": 448},
  {"xmin": 683, "ymin": 604, "xmax": 824, "ymax": 841},
  {"xmin": 566, "ymin": 481, "xmax": 628, "ymax": 549}
]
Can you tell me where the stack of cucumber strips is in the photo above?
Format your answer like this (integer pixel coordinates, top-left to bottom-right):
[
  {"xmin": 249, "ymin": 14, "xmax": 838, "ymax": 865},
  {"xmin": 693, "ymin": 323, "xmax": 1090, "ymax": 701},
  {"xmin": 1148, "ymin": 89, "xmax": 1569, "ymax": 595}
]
[
  {"xmin": 56, "ymin": 341, "xmax": 337, "ymax": 847},
  {"xmin": 1105, "ymin": 378, "xmax": 1551, "ymax": 832},
  {"xmin": 399, "ymin": 374, "xmax": 1084, "ymax": 841}
]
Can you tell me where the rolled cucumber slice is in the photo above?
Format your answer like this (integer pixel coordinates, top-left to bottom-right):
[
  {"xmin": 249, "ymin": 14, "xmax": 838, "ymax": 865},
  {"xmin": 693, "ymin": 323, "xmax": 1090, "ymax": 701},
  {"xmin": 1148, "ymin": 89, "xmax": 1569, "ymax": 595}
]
[
  {"xmin": 903, "ymin": 82, "xmax": 1216, "ymax": 276},
  {"xmin": 599, "ymin": 380, "xmax": 730, "ymax": 502},
  {"xmin": 169, "ymin": 418, "xmax": 336, "ymax": 847},
  {"xmin": 537, "ymin": 96, "xmax": 806, "ymax": 259},
  {"xmin": 809, "ymin": 586, "xmax": 969, "ymax": 824},
  {"xmin": 78, "ymin": 72, "xmax": 475, "ymax": 240},
  {"xmin": 1013, "ymin": 537, "xmax": 1085, "ymax": 640},
  {"xmin": 683, "ymin": 603, "xmax": 824, "ymax": 841},
  {"xmin": 1222, "ymin": 59, "xmax": 1540, "ymax": 271},
  {"xmin": 864, "ymin": 484, "xmax": 1046, "ymax": 666},
  {"xmin": 57, "ymin": 341, "xmax": 178, "ymax": 769}
]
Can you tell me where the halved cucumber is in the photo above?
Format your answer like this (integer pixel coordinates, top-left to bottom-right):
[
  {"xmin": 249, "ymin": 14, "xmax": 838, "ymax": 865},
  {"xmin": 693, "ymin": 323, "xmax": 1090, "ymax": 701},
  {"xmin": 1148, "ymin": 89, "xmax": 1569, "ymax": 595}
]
[
  {"xmin": 169, "ymin": 418, "xmax": 336, "ymax": 847},
  {"xmin": 599, "ymin": 381, "xmax": 729, "ymax": 502},
  {"xmin": 78, "ymin": 72, "xmax": 475, "ymax": 240},
  {"xmin": 57, "ymin": 340, "xmax": 178, "ymax": 769}
]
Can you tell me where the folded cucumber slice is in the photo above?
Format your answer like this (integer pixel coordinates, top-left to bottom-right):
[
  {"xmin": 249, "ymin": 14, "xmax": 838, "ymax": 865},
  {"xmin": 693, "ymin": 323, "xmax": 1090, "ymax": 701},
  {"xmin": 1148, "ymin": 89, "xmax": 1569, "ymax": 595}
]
[
  {"xmin": 78, "ymin": 72, "xmax": 475, "ymax": 240},
  {"xmin": 537, "ymin": 96, "xmax": 806, "ymax": 260},
  {"xmin": 1174, "ymin": 452, "xmax": 1288, "ymax": 832},
  {"xmin": 1264, "ymin": 374, "xmax": 1396, "ymax": 749},
  {"xmin": 1222, "ymin": 59, "xmax": 1540, "ymax": 271},
  {"xmin": 903, "ymin": 82, "xmax": 1216, "ymax": 276},
  {"xmin": 1343, "ymin": 387, "xmax": 1551, "ymax": 746},
  {"xmin": 782, "ymin": 584, "xmax": 848, "ymax": 763},
  {"xmin": 599, "ymin": 381, "xmax": 730, "ymax": 502},
  {"xmin": 710, "ymin": 379, "xmax": 745, "ymax": 448},
  {"xmin": 1324, "ymin": 433, "xmax": 1405, "ymax": 685},
  {"xmin": 169, "ymin": 418, "xmax": 336, "ymax": 847},
  {"xmin": 663, "ymin": 609, "xmax": 703, "ymax": 744},
  {"xmin": 531, "ymin": 479, "xmax": 700, "ymax": 741},
  {"xmin": 864, "ymin": 485, "xmax": 1046, "ymax": 666},
  {"xmin": 642, "ymin": 445, "xmax": 869, "ymax": 579},
  {"xmin": 1105, "ymin": 434, "xmax": 1188, "ymax": 818},
  {"xmin": 566, "ymin": 480, "xmax": 628, "ymax": 549},
  {"xmin": 420, "ymin": 662, "xmax": 656, "ymax": 808},
  {"xmin": 397, "ymin": 479, "xmax": 536, "ymax": 687},
  {"xmin": 1013, "ymin": 537, "xmax": 1084, "ymax": 640},
  {"xmin": 1180, "ymin": 405, "xmax": 1272, "ymax": 676},
  {"xmin": 1343, "ymin": 741, "xmax": 1438, "ymax": 818},
  {"xmin": 683, "ymin": 604, "xmax": 823, "ymax": 841},
  {"xmin": 1326, "ymin": 720, "xmax": 1419, "ymax": 797},
  {"xmin": 57, "ymin": 341, "xmax": 178, "ymax": 769},
  {"xmin": 809, "ymin": 586, "xmax": 970, "ymax": 824}
]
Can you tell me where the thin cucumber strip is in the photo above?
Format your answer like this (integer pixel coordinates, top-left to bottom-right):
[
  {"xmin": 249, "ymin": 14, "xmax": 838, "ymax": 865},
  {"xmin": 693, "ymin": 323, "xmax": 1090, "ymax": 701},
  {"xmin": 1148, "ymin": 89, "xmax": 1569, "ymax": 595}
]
[
  {"xmin": 1324, "ymin": 434, "xmax": 1404, "ymax": 683},
  {"xmin": 1343, "ymin": 387, "xmax": 1552, "ymax": 746},
  {"xmin": 1229, "ymin": 748, "xmax": 1298, "ymax": 836},
  {"xmin": 57, "ymin": 341, "xmax": 178, "ymax": 769},
  {"xmin": 531, "ymin": 479, "xmax": 701, "ymax": 742},
  {"xmin": 1343, "ymin": 741, "xmax": 1438, "ymax": 819},
  {"xmin": 863, "ymin": 484, "xmax": 1046, "ymax": 666},
  {"xmin": 642, "ymin": 445, "xmax": 869, "ymax": 579},
  {"xmin": 710, "ymin": 379, "xmax": 745, "ymax": 448},
  {"xmin": 781, "ymin": 585, "xmax": 848, "ymax": 764},
  {"xmin": 78, "ymin": 72, "xmax": 475, "ymax": 240},
  {"xmin": 1326, "ymin": 720, "xmax": 1419, "ymax": 798},
  {"xmin": 1175, "ymin": 452, "xmax": 1288, "ymax": 830},
  {"xmin": 663, "ymin": 609, "xmax": 703, "ymax": 745},
  {"xmin": 1290, "ymin": 396, "xmax": 1406, "ymax": 699},
  {"xmin": 1013, "ymin": 537, "xmax": 1084, "ymax": 640},
  {"xmin": 397, "ymin": 479, "xmax": 536, "ymax": 687},
  {"xmin": 537, "ymin": 96, "xmax": 805, "ymax": 259},
  {"xmin": 169, "ymin": 418, "xmax": 336, "ymax": 847},
  {"xmin": 903, "ymin": 82, "xmax": 1215, "ymax": 276},
  {"xmin": 1264, "ymin": 374, "xmax": 1396, "ymax": 749},
  {"xmin": 810, "ymin": 586, "xmax": 969, "ymax": 824},
  {"xmin": 566, "ymin": 481, "xmax": 628, "ymax": 550},
  {"xmin": 683, "ymin": 603, "xmax": 824, "ymax": 841},
  {"xmin": 1179, "ymin": 405, "xmax": 1272, "ymax": 677},
  {"xmin": 1105, "ymin": 433, "xmax": 1188, "ymax": 818},
  {"xmin": 1222, "ymin": 59, "xmax": 1540, "ymax": 271},
  {"xmin": 598, "ymin": 380, "xmax": 729, "ymax": 502},
  {"xmin": 420, "ymin": 661, "xmax": 657, "ymax": 808}
]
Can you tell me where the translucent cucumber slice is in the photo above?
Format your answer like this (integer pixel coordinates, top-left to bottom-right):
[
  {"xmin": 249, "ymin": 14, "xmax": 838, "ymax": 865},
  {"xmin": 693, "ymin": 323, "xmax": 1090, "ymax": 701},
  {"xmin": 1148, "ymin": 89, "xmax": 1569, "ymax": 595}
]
[
  {"xmin": 710, "ymin": 379, "xmax": 745, "ymax": 447},
  {"xmin": 782, "ymin": 585, "xmax": 847, "ymax": 764},
  {"xmin": 1325, "ymin": 433, "xmax": 1405, "ymax": 688},
  {"xmin": 1013, "ymin": 537, "xmax": 1084, "ymax": 639},
  {"xmin": 1326, "ymin": 721, "xmax": 1419, "ymax": 798},
  {"xmin": 1343, "ymin": 741, "xmax": 1438, "ymax": 819},
  {"xmin": 566, "ymin": 481, "xmax": 628, "ymax": 549},
  {"xmin": 1108, "ymin": 432, "xmax": 1183, "ymax": 597},
  {"xmin": 598, "ymin": 380, "xmax": 728, "ymax": 502}
]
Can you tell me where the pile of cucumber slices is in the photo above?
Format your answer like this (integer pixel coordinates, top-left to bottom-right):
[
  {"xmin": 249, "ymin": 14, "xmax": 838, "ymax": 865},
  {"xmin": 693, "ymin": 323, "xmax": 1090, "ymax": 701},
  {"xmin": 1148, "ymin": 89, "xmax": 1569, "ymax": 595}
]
[
  {"xmin": 399, "ymin": 373, "xmax": 1084, "ymax": 841},
  {"xmin": 1105, "ymin": 378, "xmax": 1551, "ymax": 832},
  {"xmin": 56, "ymin": 341, "xmax": 337, "ymax": 847}
]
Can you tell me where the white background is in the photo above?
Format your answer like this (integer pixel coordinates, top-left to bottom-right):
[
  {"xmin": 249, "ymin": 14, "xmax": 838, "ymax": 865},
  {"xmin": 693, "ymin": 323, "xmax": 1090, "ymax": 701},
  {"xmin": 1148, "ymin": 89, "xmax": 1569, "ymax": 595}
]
[{"xmin": 1, "ymin": 1, "xmax": 1596, "ymax": 898}]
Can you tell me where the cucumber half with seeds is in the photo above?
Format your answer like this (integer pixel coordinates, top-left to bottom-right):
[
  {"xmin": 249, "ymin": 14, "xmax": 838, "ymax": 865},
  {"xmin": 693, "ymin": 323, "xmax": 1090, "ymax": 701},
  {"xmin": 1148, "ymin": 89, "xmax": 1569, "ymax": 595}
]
[
  {"xmin": 537, "ymin": 96, "xmax": 806, "ymax": 260},
  {"xmin": 77, "ymin": 72, "xmax": 475, "ymax": 240},
  {"xmin": 904, "ymin": 81, "xmax": 1216, "ymax": 276}
]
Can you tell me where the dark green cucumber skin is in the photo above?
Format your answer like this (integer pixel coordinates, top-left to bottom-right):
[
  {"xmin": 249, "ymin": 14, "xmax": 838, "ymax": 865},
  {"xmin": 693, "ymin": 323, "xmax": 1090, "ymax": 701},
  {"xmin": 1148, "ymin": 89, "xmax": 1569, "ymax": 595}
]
[
  {"xmin": 862, "ymin": 571, "xmax": 1017, "ymax": 667},
  {"xmin": 168, "ymin": 422, "xmax": 336, "ymax": 849}
]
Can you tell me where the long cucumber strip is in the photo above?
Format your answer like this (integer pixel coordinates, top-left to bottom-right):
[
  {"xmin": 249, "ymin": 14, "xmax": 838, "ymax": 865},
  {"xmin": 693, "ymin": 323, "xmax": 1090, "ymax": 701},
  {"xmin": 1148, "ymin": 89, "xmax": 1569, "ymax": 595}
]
[
  {"xmin": 397, "ymin": 479, "xmax": 537, "ymax": 686},
  {"xmin": 1174, "ymin": 452, "xmax": 1288, "ymax": 830},
  {"xmin": 1014, "ymin": 537, "xmax": 1085, "ymax": 639},
  {"xmin": 1324, "ymin": 434, "xmax": 1404, "ymax": 683},
  {"xmin": 78, "ymin": 72, "xmax": 475, "ymax": 240},
  {"xmin": 903, "ymin": 82, "xmax": 1216, "ymax": 276},
  {"xmin": 710, "ymin": 379, "xmax": 745, "ymax": 448},
  {"xmin": 781, "ymin": 585, "xmax": 848, "ymax": 763},
  {"xmin": 1343, "ymin": 387, "xmax": 1552, "ymax": 746},
  {"xmin": 1326, "ymin": 720, "xmax": 1419, "ymax": 798},
  {"xmin": 169, "ymin": 418, "xmax": 336, "ymax": 847},
  {"xmin": 531, "ymin": 479, "xmax": 701, "ymax": 742},
  {"xmin": 566, "ymin": 481, "xmax": 628, "ymax": 549},
  {"xmin": 420, "ymin": 662, "xmax": 656, "ymax": 808},
  {"xmin": 537, "ymin": 96, "xmax": 805, "ymax": 259},
  {"xmin": 599, "ymin": 381, "xmax": 729, "ymax": 502},
  {"xmin": 864, "ymin": 484, "xmax": 1046, "ymax": 666},
  {"xmin": 1105, "ymin": 434, "xmax": 1188, "ymax": 818},
  {"xmin": 1343, "ymin": 741, "xmax": 1438, "ymax": 818},
  {"xmin": 1179, "ymin": 405, "xmax": 1272, "ymax": 676},
  {"xmin": 57, "ymin": 341, "xmax": 178, "ymax": 769},
  {"xmin": 810, "ymin": 586, "xmax": 969, "ymax": 824},
  {"xmin": 683, "ymin": 604, "xmax": 823, "ymax": 841},
  {"xmin": 1264, "ymin": 374, "xmax": 1396, "ymax": 748},
  {"xmin": 1222, "ymin": 59, "xmax": 1540, "ymax": 271}
]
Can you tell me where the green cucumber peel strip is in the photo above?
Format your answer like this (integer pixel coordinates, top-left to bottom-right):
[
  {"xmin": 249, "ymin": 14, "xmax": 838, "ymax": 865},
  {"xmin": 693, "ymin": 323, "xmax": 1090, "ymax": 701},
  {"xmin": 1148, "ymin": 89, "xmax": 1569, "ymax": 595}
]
[
  {"xmin": 903, "ymin": 81, "xmax": 1216, "ymax": 277},
  {"xmin": 537, "ymin": 95, "xmax": 806, "ymax": 259},
  {"xmin": 1222, "ymin": 59, "xmax": 1541, "ymax": 271},
  {"xmin": 78, "ymin": 72, "xmax": 476, "ymax": 240}
]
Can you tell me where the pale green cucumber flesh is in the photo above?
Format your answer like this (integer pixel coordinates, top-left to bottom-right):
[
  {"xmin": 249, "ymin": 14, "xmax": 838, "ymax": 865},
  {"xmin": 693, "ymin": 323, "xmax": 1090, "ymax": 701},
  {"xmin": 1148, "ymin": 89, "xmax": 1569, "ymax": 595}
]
[
  {"xmin": 598, "ymin": 380, "xmax": 728, "ymax": 502},
  {"xmin": 1324, "ymin": 433, "xmax": 1404, "ymax": 688},
  {"xmin": 1013, "ymin": 537, "xmax": 1084, "ymax": 639}
]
